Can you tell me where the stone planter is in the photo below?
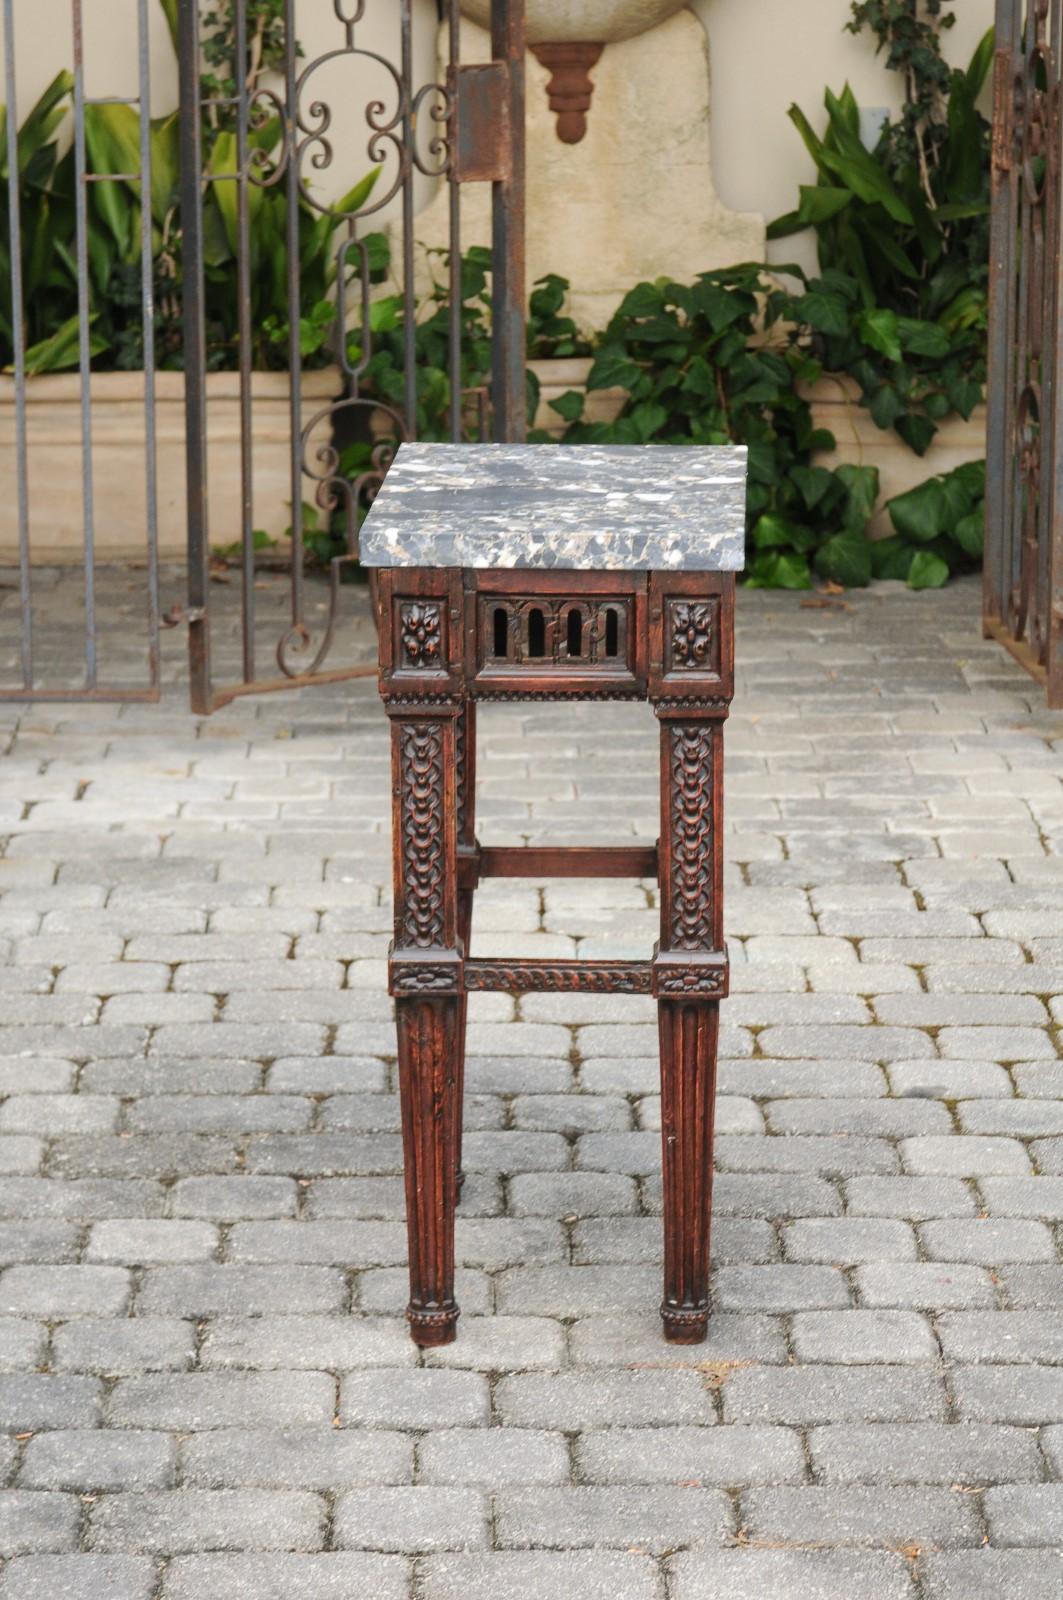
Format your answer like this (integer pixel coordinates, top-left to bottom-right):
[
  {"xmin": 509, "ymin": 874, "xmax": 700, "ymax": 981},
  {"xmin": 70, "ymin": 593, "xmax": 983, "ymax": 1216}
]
[
  {"xmin": 0, "ymin": 368, "xmax": 342, "ymax": 565},
  {"xmin": 802, "ymin": 374, "xmax": 988, "ymax": 539},
  {"xmin": 528, "ymin": 355, "xmax": 627, "ymax": 436}
]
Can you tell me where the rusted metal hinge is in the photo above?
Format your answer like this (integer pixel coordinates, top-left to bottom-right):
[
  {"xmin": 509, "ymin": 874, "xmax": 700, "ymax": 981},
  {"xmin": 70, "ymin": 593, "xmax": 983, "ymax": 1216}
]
[
  {"xmin": 162, "ymin": 603, "xmax": 207, "ymax": 629},
  {"xmin": 992, "ymin": 48, "xmax": 1014, "ymax": 176},
  {"xmin": 450, "ymin": 62, "xmax": 513, "ymax": 184}
]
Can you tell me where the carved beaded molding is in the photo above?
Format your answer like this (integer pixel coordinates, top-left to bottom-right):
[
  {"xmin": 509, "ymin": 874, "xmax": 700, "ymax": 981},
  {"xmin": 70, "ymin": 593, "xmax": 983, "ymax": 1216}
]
[
  {"xmin": 465, "ymin": 962, "xmax": 652, "ymax": 994},
  {"xmin": 398, "ymin": 722, "xmax": 447, "ymax": 949},
  {"xmin": 668, "ymin": 722, "xmax": 716, "ymax": 950}
]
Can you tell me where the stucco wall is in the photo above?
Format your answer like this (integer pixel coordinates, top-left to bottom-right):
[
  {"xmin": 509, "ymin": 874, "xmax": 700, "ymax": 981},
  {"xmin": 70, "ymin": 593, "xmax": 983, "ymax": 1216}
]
[
  {"xmin": 3, "ymin": 1, "xmax": 997, "ymax": 285},
  {"xmin": 694, "ymin": 0, "xmax": 996, "ymax": 275}
]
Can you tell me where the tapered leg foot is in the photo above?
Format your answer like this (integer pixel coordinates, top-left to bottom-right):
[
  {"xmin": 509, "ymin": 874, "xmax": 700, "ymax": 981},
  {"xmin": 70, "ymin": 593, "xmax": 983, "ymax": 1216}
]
[
  {"xmin": 658, "ymin": 998, "xmax": 718, "ymax": 1345},
  {"xmin": 408, "ymin": 1303, "xmax": 460, "ymax": 1347},
  {"xmin": 396, "ymin": 996, "xmax": 462, "ymax": 1348}
]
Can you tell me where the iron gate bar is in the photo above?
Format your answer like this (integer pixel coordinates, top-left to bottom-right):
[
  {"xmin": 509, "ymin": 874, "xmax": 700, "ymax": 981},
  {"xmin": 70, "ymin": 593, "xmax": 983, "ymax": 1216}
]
[
  {"xmin": 0, "ymin": 0, "xmax": 162, "ymax": 703},
  {"xmin": 180, "ymin": 0, "xmax": 526, "ymax": 715},
  {"xmin": 985, "ymin": 0, "xmax": 1063, "ymax": 705},
  {"xmin": 3, "ymin": 0, "xmax": 31, "ymax": 689}
]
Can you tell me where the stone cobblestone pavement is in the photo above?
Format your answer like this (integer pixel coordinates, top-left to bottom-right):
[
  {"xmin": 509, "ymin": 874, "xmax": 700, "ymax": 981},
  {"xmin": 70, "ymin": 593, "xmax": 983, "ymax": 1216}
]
[{"xmin": 0, "ymin": 570, "xmax": 1061, "ymax": 1597}]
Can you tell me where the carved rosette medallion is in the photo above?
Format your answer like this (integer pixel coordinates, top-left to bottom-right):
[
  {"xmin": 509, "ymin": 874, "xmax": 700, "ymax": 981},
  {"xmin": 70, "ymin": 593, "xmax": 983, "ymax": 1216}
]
[
  {"xmin": 669, "ymin": 600, "xmax": 717, "ymax": 671},
  {"xmin": 668, "ymin": 723, "xmax": 715, "ymax": 949},
  {"xmin": 399, "ymin": 722, "xmax": 446, "ymax": 948},
  {"xmin": 400, "ymin": 602, "xmax": 443, "ymax": 670}
]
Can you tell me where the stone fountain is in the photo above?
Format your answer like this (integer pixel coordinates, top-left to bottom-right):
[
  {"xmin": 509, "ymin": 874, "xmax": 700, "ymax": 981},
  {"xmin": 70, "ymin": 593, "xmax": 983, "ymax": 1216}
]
[
  {"xmin": 410, "ymin": 2, "xmax": 763, "ymax": 332},
  {"xmin": 461, "ymin": 2, "xmax": 690, "ymax": 141}
]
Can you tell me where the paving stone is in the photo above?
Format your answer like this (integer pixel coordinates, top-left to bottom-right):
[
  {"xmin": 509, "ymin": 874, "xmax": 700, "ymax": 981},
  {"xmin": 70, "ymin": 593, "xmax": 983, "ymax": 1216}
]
[
  {"xmin": 419, "ymin": 1550, "xmax": 660, "ymax": 1599},
  {"xmin": 999, "ymin": 1264, "xmax": 1063, "ymax": 1306},
  {"xmin": 495, "ymin": 1369, "xmax": 713, "ymax": 1428},
  {"xmin": 507, "ymin": 1172, "xmax": 638, "ymax": 1217},
  {"xmin": 568, "ymin": 1311, "xmax": 787, "ymax": 1368},
  {"xmin": 919, "ymin": 1218, "xmax": 1056, "ymax": 1263},
  {"xmin": 937, "ymin": 1027, "xmax": 1056, "ymax": 1060},
  {"xmin": 332, "ymin": 1487, "xmax": 487, "ymax": 1552},
  {"xmin": 0, "ymin": 1141, "xmax": 44, "ymax": 1176},
  {"xmin": 51, "ymin": 1318, "xmax": 195, "ymax": 1375},
  {"xmin": 0, "ymin": 1374, "xmax": 101, "ymax": 1429},
  {"xmin": 0, "ymin": 1222, "xmax": 80, "ymax": 1266},
  {"xmin": 108, "ymin": 1372, "xmax": 335, "ymax": 1429},
  {"xmin": 0, "ymin": 1494, "xmax": 79, "ymax": 1556},
  {"xmin": 790, "ymin": 1310, "xmax": 936, "ymax": 1364},
  {"xmin": 938, "ymin": 1309, "xmax": 1063, "ymax": 1364},
  {"xmin": 951, "ymin": 1365, "xmax": 1063, "ymax": 1422},
  {"xmin": 200, "ymin": 1314, "xmax": 416, "ymax": 1371},
  {"xmin": 20, "ymin": 1430, "xmax": 176, "ymax": 1491},
  {"xmin": 0, "ymin": 1319, "xmax": 47, "ymax": 1371},
  {"xmin": 919, "ymin": 1550, "xmax": 1063, "ymax": 1600},
  {"xmin": 575, "ymin": 1425, "xmax": 805, "ymax": 1485},
  {"xmin": 138, "ymin": 1265, "xmax": 346, "ymax": 1315},
  {"xmin": 756, "ymin": 1026, "xmax": 935, "ymax": 1060},
  {"xmin": 855, "ymin": 1263, "xmax": 996, "ymax": 1310},
  {"xmin": 495, "ymin": 1484, "xmax": 731, "ymax": 1551},
  {"xmin": 983, "ymin": 1484, "xmax": 1063, "ymax": 1546},
  {"xmin": 782, "ymin": 1217, "xmax": 917, "ymax": 1263},
  {"xmin": 767, "ymin": 1099, "xmax": 949, "ymax": 1136},
  {"xmin": 419, "ymin": 1428, "xmax": 568, "ymax": 1486},
  {"xmin": 86, "ymin": 1220, "xmax": 219, "ymax": 1263},
  {"xmin": 808, "ymin": 1422, "xmax": 1042, "ymax": 1484},
  {"xmin": 669, "ymin": 1548, "xmax": 916, "ymax": 1600},
  {"xmin": 739, "ymin": 1484, "xmax": 981, "ymax": 1548},
  {"xmin": 715, "ymin": 1135, "xmax": 899, "ymax": 1176},
  {"xmin": 887, "ymin": 1059, "xmax": 1014, "ymax": 1099},
  {"xmin": 341, "ymin": 1368, "xmax": 488, "ymax": 1428},
  {"xmin": 722, "ymin": 1366, "xmax": 945, "ymax": 1424},
  {"xmin": 720, "ymin": 1059, "xmax": 888, "ymax": 1098},
  {"xmin": 0, "ymin": 1554, "xmax": 158, "ymax": 1600},
  {"xmin": 88, "ymin": 1490, "xmax": 326, "ymax": 1553},
  {"xmin": 160, "ymin": 1553, "xmax": 409, "ymax": 1600},
  {"xmin": 713, "ymin": 1264, "xmax": 850, "ymax": 1311},
  {"xmin": 169, "ymin": 1177, "xmax": 297, "ymax": 1218},
  {"xmin": 900, "ymin": 1137, "xmax": 1032, "ymax": 1176},
  {"xmin": 712, "ymin": 1173, "xmax": 844, "ymax": 1217},
  {"xmin": 179, "ymin": 1427, "xmax": 411, "ymax": 1488},
  {"xmin": 843, "ymin": 1176, "xmax": 978, "ymax": 1219}
]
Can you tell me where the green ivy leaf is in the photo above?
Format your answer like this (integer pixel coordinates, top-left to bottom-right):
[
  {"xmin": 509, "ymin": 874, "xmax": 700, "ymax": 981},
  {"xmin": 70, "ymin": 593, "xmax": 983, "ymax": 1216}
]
[
  {"xmin": 814, "ymin": 530, "xmax": 873, "ymax": 587},
  {"xmin": 586, "ymin": 349, "xmax": 642, "ymax": 392},
  {"xmin": 895, "ymin": 412, "xmax": 938, "ymax": 455},
  {"xmin": 745, "ymin": 551, "xmax": 814, "ymax": 590},
  {"xmin": 548, "ymin": 389, "xmax": 585, "ymax": 423},
  {"xmin": 871, "ymin": 536, "xmax": 920, "ymax": 580},
  {"xmin": 908, "ymin": 549, "xmax": 951, "ymax": 589},
  {"xmin": 753, "ymin": 514, "xmax": 818, "ymax": 553},
  {"xmin": 952, "ymin": 508, "xmax": 985, "ymax": 558},
  {"xmin": 888, "ymin": 478, "xmax": 949, "ymax": 542},
  {"xmin": 857, "ymin": 308, "xmax": 902, "ymax": 362},
  {"xmin": 796, "ymin": 290, "xmax": 851, "ymax": 336}
]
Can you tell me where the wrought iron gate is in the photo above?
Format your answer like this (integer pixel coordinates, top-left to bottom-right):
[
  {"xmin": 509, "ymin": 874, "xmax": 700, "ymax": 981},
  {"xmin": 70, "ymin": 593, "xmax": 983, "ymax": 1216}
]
[
  {"xmin": 0, "ymin": 0, "xmax": 524, "ymax": 709},
  {"xmin": 179, "ymin": 0, "xmax": 526, "ymax": 714},
  {"xmin": 985, "ymin": 0, "xmax": 1063, "ymax": 705}
]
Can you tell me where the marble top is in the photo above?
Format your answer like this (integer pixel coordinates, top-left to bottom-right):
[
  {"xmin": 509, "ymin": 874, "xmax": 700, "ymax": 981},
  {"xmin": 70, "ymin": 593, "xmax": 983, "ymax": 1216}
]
[{"xmin": 359, "ymin": 443, "xmax": 746, "ymax": 571}]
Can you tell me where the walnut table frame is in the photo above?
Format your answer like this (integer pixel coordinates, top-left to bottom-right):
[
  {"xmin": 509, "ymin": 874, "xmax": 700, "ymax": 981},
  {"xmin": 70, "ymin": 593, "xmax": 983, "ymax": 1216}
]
[{"xmin": 363, "ymin": 443, "xmax": 745, "ymax": 1347}]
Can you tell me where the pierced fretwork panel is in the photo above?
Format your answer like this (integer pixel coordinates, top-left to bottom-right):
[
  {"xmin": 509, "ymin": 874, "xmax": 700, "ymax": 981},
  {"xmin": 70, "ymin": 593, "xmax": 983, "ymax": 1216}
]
[{"xmin": 481, "ymin": 596, "xmax": 630, "ymax": 668}]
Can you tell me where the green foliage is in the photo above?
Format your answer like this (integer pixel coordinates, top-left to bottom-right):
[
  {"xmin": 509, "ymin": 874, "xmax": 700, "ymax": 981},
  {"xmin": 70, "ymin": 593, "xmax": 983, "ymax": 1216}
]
[
  {"xmin": 0, "ymin": 2, "xmax": 382, "ymax": 375},
  {"xmin": 768, "ymin": 22, "xmax": 991, "ymax": 457},
  {"xmin": 875, "ymin": 457, "xmax": 985, "ymax": 587},
  {"xmin": 535, "ymin": 265, "xmax": 880, "ymax": 590}
]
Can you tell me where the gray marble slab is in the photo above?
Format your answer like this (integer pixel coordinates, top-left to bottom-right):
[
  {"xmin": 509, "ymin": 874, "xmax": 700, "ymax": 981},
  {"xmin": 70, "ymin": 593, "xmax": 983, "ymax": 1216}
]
[{"xmin": 359, "ymin": 443, "xmax": 746, "ymax": 571}]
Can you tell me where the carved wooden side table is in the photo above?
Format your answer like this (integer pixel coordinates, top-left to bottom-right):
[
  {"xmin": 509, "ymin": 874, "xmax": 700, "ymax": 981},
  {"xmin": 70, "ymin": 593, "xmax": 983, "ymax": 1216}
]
[{"xmin": 362, "ymin": 443, "xmax": 745, "ymax": 1347}]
